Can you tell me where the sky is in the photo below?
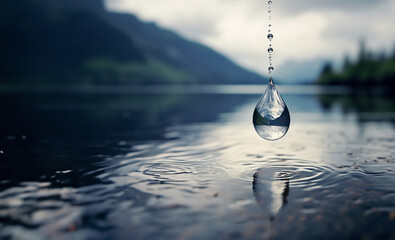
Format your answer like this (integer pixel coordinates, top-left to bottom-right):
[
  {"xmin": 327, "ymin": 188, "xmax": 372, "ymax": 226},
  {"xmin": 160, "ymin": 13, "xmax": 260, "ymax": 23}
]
[{"xmin": 105, "ymin": 0, "xmax": 395, "ymax": 82}]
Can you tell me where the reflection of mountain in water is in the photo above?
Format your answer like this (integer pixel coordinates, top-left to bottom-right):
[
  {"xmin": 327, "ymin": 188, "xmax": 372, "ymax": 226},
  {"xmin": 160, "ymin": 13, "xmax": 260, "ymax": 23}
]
[{"xmin": 0, "ymin": 93, "xmax": 255, "ymax": 185}]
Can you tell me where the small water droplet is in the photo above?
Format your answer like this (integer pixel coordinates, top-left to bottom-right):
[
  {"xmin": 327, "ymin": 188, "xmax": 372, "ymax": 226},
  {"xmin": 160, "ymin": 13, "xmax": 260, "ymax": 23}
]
[
  {"xmin": 267, "ymin": 34, "xmax": 273, "ymax": 40},
  {"xmin": 268, "ymin": 0, "xmax": 272, "ymax": 4},
  {"xmin": 253, "ymin": 78, "xmax": 290, "ymax": 141},
  {"xmin": 269, "ymin": 24, "xmax": 272, "ymax": 27},
  {"xmin": 7, "ymin": 136, "xmax": 16, "ymax": 140},
  {"xmin": 268, "ymin": 48, "xmax": 273, "ymax": 53},
  {"xmin": 268, "ymin": 10, "xmax": 271, "ymax": 13},
  {"xmin": 268, "ymin": 66, "xmax": 274, "ymax": 71}
]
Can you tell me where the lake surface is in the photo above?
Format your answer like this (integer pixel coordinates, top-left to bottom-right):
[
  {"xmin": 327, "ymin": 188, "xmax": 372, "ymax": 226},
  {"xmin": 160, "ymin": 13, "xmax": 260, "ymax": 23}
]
[{"xmin": 0, "ymin": 85, "xmax": 394, "ymax": 240}]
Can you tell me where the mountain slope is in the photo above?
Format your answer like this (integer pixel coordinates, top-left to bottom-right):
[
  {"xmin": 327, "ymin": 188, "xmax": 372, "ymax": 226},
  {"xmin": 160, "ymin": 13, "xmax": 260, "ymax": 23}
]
[
  {"xmin": 0, "ymin": 0, "xmax": 145, "ymax": 83},
  {"xmin": 0, "ymin": 0, "xmax": 264, "ymax": 84},
  {"xmin": 105, "ymin": 12, "xmax": 264, "ymax": 84}
]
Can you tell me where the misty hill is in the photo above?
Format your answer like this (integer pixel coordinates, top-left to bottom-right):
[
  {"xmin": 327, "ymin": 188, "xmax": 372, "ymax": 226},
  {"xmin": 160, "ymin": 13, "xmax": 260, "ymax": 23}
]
[{"xmin": 0, "ymin": 0, "xmax": 264, "ymax": 84}]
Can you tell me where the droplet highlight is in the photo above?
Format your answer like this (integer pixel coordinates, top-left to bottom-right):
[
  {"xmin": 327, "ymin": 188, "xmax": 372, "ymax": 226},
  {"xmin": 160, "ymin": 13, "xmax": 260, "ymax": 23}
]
[
  {"xmin": 267, "ymin": 34, "xmax": 273, "ymax": 40},
  {"xmin": 253, "ymin": 78, "xmax": 290, "ymax": 141}
]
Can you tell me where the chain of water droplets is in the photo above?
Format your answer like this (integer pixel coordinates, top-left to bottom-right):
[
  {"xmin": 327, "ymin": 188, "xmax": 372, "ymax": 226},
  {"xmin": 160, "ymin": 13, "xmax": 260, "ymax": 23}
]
[{"xmin": 267, "ymin": 0, "xmax": 274, "ymax": 75}]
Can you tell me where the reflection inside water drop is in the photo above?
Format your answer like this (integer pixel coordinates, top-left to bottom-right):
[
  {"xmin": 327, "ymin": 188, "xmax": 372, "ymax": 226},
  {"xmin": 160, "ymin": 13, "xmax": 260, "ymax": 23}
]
[{"xmin": 253, "ymin": 78, "xmax": 290, "ymax": 140}]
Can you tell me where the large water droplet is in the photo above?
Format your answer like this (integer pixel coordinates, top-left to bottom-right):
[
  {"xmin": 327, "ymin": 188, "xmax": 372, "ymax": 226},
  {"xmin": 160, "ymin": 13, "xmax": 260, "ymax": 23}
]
[
  {"xmin": 268, "ymin": 48, "xmax": 273, "ymax": 53},
  {"xmin": 253, "ymin": 78, "xmax": 290, "ymax": 141},
  {"xmin": 268, "ymin": 66, "xmax": 274, "ymax": 71},
  {"xmin": 267, "ymin": 34, "xmax": 273, "ymax": 40},
  {"xmin": 268, "ymin": 0, "xmax": 272, "ymax": 4}
]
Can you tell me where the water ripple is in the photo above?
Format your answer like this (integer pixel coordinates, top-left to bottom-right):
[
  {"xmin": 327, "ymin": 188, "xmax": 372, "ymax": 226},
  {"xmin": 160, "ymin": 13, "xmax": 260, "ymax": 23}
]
[{"xmin": 251, "ymin": 159, "xmax": 338, "ymax": 191}]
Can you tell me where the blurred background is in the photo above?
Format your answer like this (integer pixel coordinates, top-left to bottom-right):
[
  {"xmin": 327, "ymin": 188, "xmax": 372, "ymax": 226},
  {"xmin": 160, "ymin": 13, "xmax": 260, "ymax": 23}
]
[
  {"xmin": 2, "ymin": 0, "xmax": 395, "ymax": 85},
  {"xmin": 0, "ymin": 0, "xmax": 395, "ymax": 239}
]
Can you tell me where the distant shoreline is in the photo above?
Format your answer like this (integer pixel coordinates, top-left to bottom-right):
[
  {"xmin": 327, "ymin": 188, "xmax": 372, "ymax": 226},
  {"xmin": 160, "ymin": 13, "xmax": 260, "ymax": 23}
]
[{"xmin": 0, "ymin": 84, "xmax": 390, "ymax": 95}]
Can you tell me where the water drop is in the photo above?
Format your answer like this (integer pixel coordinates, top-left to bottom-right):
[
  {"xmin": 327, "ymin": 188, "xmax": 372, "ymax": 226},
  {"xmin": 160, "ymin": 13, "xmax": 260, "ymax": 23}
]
[
  {"xmin": 268, "ymin": 0, "xmax": 272, "ymax": 4},
  {"xmin": 267, "ymin": 33, "xmax": 273, "ymax": 40},
  {"xmin": 268, "ymin": 10, "xmax": 271, "ymax": 13},
  {"xmin": 268, "ymin": 48, "xmax": 273, "ymax": 53},
  {"xmin": 253, "ymin": 78, "xmax": 290, "ymax": 141}
]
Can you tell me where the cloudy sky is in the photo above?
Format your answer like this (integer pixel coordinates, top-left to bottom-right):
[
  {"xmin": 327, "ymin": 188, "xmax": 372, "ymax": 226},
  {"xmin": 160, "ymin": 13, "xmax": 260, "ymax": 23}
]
[{"xmin": 105, "ymin": 0, "xmax": 395, "ymax": 82}]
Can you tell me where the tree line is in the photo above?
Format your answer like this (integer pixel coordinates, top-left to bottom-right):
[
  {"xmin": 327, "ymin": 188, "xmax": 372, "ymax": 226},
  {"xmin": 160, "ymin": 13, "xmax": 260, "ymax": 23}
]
[{"xmin": 317, "ymin": 40, "xmax": 395, "ymax": 86}]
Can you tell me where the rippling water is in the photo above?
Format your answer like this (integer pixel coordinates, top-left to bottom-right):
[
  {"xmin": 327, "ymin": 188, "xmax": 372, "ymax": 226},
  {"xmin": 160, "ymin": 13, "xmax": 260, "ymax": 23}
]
[{"xmin": 0, "ymin": 86, "xmax": 394, "ymax": 240}]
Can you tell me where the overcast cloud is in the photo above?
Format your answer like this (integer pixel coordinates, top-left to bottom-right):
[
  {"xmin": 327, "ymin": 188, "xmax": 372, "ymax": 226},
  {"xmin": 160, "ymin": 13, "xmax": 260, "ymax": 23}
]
[{"xmin": 106, "ymin": 0, "xmax": 395, "ymax": 81}]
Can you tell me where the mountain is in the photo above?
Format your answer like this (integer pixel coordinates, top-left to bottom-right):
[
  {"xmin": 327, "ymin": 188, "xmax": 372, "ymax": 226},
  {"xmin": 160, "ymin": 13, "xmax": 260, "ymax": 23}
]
[
  {"xmin": 0, "ymin": 0, "xmax": 264, "ymax": 84},
  {"xmin": 0, "ymin": 0, "xmax": 144, "ymax": 84}
]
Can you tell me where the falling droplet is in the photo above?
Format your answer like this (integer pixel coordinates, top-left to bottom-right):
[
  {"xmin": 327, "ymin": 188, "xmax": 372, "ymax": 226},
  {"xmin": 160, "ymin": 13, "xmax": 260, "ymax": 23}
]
[
  {"xmin": 268, "ymin": 10, "xmax": 271, "ymax": 13},
  {"xmin": 267, "ymin": 33, "xmax": 273, "ymax": 40},
  {"xmin": 253, "ymin": 78, "xmax": 290, "ymax": 141},
  {"xmin": 268, "ymin": 66, "xmax": 274, "ymax": 71},
  {"xmin": 268, "ymin": 0, "xmax": 272, "ymax": 4},
  {"xmin": 268, "ymin": 48, "xmax": 273, "ymax": 53}
]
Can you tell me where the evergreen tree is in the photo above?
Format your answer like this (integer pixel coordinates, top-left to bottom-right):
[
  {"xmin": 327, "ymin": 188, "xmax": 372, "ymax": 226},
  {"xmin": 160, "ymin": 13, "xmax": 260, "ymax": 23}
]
[
  {"xmin": 321, "ymin": 62, "xmax": 333, "ymax": 75},
  {"xmin": 358, "ymin": 39, "xmax": 368, "ymax": 63},
  {"xmin": 343, "ymin": 55, "xmax": 352, "ymax": 69}
]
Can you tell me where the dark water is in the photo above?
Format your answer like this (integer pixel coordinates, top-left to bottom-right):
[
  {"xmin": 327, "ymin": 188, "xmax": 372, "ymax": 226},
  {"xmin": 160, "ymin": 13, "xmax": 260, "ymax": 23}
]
[{"xmin": 0, "ymin": 86, "xmax": 394, "ymax": 240}]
